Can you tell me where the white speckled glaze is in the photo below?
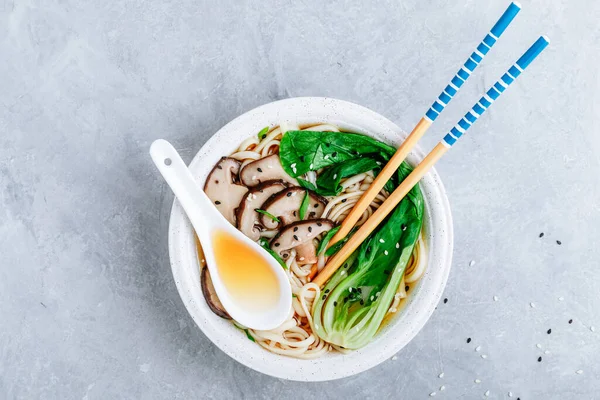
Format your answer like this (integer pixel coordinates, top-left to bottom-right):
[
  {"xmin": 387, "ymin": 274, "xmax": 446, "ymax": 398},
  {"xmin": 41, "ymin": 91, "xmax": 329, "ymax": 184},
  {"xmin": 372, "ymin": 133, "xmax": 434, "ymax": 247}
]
[{"xmin": 168, "ymin": 97, "xmax": 453, "ymax": 381}]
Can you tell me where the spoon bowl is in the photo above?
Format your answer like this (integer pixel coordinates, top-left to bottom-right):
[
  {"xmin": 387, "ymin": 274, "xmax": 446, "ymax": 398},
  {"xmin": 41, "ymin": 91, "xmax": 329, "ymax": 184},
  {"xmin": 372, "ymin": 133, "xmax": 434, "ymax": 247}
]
[{"xmin": 150, "ymin": 139, "xmax": 292, "ymax": 330}]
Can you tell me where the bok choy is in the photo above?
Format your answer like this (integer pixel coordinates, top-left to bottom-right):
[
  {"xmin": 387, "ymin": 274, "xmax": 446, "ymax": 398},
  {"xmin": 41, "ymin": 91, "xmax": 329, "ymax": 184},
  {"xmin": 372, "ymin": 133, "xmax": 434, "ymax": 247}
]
[{"xmin": 279, "ymin": 130, "xmax": 424, "ymax": 350}]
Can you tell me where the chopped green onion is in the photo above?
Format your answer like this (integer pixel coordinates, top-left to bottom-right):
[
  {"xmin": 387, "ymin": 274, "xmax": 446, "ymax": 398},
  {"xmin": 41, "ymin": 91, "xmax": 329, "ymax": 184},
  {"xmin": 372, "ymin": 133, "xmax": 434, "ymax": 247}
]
[
  {"xmin": 255, "ymin": 208, "xmax": 280, "ymax": 223},
  {"xmin": 257, "ymin": 126, "xmax": 269, "ymax": 140},
  {"xmin": 244, "ymin": 329, "xmax": 255, "ymax": 342},
  {"xmin": 299, "ymin": 191, "xmax": 310, "ymax": 220},
  {"xmin": 317, "ymin": 226, "xmax": 341, "ymax": 255},
  {"xmin": 258, "ymin": 237, "xmax": 288, "ymax": 269}
]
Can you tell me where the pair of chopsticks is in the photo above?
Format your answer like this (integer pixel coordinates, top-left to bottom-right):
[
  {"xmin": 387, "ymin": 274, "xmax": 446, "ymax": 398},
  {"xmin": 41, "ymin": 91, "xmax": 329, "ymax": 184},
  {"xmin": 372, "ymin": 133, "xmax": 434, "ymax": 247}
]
[{"xmin": 313, "ymin": 2, "xmax": 549, "ymax": 287}]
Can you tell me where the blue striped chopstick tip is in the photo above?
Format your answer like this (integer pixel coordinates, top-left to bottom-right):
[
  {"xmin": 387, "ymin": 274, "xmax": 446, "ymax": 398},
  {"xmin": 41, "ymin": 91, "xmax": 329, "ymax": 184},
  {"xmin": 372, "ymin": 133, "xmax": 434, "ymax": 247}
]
[
  {"xmin": 490, "ymin": 2, "xmax": 521, "ymax": 38},
  {"xmin": 441, "ymin": 35, "xmax": 549, "ymax": 148},
  {"xmin": 424, "ymin": 2, "xmax": 521, "ymax": 123}
]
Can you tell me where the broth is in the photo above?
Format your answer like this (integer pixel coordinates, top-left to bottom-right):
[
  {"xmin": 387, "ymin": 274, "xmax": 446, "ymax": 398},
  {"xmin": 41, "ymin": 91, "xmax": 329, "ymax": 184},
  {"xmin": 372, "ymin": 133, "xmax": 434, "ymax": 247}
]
[{"xmin": 212, "ymin": 230, "xmax": 280, "ymax": 312}]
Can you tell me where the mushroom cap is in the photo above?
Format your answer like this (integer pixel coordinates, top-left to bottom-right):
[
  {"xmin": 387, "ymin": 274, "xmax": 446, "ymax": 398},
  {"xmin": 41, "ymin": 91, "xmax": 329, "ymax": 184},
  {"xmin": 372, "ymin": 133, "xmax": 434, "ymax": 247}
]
[
  {"xmin": 204, "ymin": 157, "xmax": 248, "ymax": 225},
  {"xmin": 235, "ymin": 180, "xmax": 287, "ymax": 241},
  {"xmin": 201, "ymin": 266, "xmax": 231, "ymax": 319},
  {"xmin": 239, "ymin": 154, "xmax": 298, "ymax": 187},
  {"xmin": 260, "ymin": 187, "xmax": 328, "ymax": 230},
  {"xmin": 270, "ymin": 219, "xmax": 335, "ymax": 260}
]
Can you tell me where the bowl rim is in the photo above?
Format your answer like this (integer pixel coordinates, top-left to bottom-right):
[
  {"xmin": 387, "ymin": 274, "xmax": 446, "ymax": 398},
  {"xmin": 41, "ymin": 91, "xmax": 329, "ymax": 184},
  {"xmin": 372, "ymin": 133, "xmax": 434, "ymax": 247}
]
[{"xmin": 167, "ymin": 97, "xmax": 453, "ymax": 381}]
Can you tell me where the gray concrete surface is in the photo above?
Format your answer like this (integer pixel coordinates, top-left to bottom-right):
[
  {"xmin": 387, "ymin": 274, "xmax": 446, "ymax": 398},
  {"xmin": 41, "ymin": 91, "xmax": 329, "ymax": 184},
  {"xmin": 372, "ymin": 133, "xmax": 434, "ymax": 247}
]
[{"xmin": 1, "ymin": 0, "xmax": 599, "ymax": 398}]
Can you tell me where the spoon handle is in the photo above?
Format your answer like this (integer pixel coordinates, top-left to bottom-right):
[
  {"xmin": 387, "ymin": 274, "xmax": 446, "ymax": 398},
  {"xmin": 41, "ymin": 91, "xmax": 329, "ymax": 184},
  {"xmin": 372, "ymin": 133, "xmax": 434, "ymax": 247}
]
[{"xmin": 149, "ymin": 139, "xmax": 215, "ymax": 237}]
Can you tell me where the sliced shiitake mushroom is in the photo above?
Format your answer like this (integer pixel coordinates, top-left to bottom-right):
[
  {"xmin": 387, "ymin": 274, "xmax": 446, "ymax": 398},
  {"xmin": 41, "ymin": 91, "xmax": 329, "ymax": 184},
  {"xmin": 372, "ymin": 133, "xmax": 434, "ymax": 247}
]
[
  {"xmin": 204, "ymin": 157, "xmax": 248, "ymax": 225},
  {"xmin": 239, "ymin": 154, "xmax": 298, "ymax": 187},
  {"xmin": 270, "ymin": 219, "xmax": 335, "ymax": 264},
  {"xmin": 260, "ymin": 187, "xmax": 328, "ymax": 230},
  {"xmin": 235, "ymin": 180, "xmax": 287, "ymax": 241},
  {"xmin": 201, "ymin": 266, "xmax": 231, "ymax": 320}
]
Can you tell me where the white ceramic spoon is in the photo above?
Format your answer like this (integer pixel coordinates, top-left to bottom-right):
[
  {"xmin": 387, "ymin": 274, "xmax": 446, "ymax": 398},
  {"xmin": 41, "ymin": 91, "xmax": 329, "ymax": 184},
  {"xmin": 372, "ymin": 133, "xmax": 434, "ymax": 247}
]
[{"xmin": 150, "ymin": 139, "xmax": 292, "ymax": 330}]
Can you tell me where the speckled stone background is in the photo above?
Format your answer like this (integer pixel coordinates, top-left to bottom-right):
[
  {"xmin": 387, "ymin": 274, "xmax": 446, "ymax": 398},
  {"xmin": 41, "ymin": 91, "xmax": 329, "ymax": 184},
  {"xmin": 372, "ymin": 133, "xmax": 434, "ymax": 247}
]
[{"xmin": 1, "ymin": 0, "xmax": 599, "ymax": 398}]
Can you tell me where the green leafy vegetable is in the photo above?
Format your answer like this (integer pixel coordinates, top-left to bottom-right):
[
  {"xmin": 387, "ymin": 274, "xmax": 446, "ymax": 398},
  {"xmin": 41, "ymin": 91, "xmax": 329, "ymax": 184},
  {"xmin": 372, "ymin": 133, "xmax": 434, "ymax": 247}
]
[
  {"xmin": 258, "ymin": 238, "xmax": 287, "ymax": 269},
  {"xmin": 257, "ymin": 126, "xmax": 269, "ymax": 140},
  {"xmin": 280, "ymin": 130, "xmax": 398, "ymax": 196},
  {"xmin": 299, "ymin": 191, "xmax": 310, "ymax": 220},
  {"xmin": 316, "ymin": 158, "xmax": 381, "ymax": 196},
  {"xmin": 279, "ymin": 130, "xmax": 395, "ymax": 177},
  {"xmin": 292, "ymin": 293, "xmax": 297, "ymax": 298},
  {"xmin": 278, "ymin": 129, "xmax": 424, "ymax": 350},
  {"xmin": 317, "ymin": 226, "xmax": 341, "ymax": 255},
  {"xmin": 255, "ymin": 208, "xmax": 280, "ymax": 223},
  {"xmin": 297, "ymin": 178, "xmax": 318, "ymax": 192}
]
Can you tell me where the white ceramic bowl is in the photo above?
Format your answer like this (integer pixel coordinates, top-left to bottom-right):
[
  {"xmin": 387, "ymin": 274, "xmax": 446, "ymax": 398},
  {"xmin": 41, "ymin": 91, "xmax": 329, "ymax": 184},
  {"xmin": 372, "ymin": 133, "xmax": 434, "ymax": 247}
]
[{"xmin": 168, "ymin": 97, "xmax": 453, "ymax": 381}]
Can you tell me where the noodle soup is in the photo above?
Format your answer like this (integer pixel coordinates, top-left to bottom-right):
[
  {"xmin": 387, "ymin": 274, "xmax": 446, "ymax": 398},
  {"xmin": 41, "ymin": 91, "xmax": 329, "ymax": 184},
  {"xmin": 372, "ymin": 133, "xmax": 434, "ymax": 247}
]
[{"xmin": 199, "ymin": 123, "xmax": 427, "ymax": 359}]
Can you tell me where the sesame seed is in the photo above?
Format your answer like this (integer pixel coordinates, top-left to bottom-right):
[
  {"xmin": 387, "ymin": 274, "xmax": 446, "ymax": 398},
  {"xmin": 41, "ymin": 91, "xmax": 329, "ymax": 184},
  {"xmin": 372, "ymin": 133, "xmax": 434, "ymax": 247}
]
[
  {"xmin": 396, "ymin": 243, "xmax": 400, "ymax": 248},
  {"xmin": 508, "ymin": 392, "xmax": 513, "ymax": 397},
  {"xmin": 287, "ymin": 192, "xmax": 292, "ymax": 197},
  {"xmin": 474, "ymin": 379, "xmax": 481, "ymax": 384},
  {"xmin": 215, "ymin": 200, "xmax": 221, "ymax": 205},
  {"xmin": 384, "ymin": 250, "xmax": 389, "ymax": 255},
  {"xmin": 201, "ymin": 259, "xmax": 205, "ymax": 264},
  {"xmin": 341, "ymin": 270, "xmax": 346, "ymax": 275},
  {"xmin": 569, "ymin": 319, "xmax": 573, "ymax": 324},
  {"xmin": 379, "ymin": 239, "xmax": 385, "ymax": 243},
  {"xmin": 389, "ymin": 307, "xmax": 397, "ymax": 312},
  {"xmin": 481, "ymin": 354, "xmax": 487, "ymax": 359},
  {"xmin": 299, "ymin": 257, "xmax": 305, "ymax": 261},
  {"xmin": 257, "ymin": 167, "xmax": 263, "ymax": 172},
  {"xmin": 475, "ymin": 346, "xmax": 481, "ymax": 352},
  {"xmin": 469, "ymin": 260, "xmax": 476, "ymax": 267},
  {"xmin": 349, "ymin": 287, "xmax": 352, "ymax": 292},
  {"xmin": 324, "ymin": 155, "xmax": 329, "ymax": 159},
  {"xmin": 590, "ymin": 326, "xmax": 596, "ymax": 332},
  {"xmin": 333, "ymin": 301, "xmax": 337, "ymax": 306},
  {"xmin": 536, "ymin": 344, "xmax": 542, "ymax": 349},
  {"xmin": 440, "ymin": 385, "xmax": 445, "ymax": 391},
  {"xmin": 267, "ymin": 165, "xmax": 273, "ymax": 169},
  {"xmin": 444, "ymin": 298, "xmax": 448, "ymax": 304},
  {"xmin": 467, "ymin": 338, "xmax": 471, "ymax": 343},
  {"xmin": 429, "ymin": 392, "xmax": 436, "ymax": 397},
  {"xmin": 484, "ymin": 390, "xmax": 490, "ymax": 397},
  {"xmin": 547, "ymin": 328, "xmax": 552, "ymax": 334},
  {"xmin": 558, "ymin": 296, "xmax": 564, "ymax": 301},
  {"xmin": 370, "ymin": 296, "xmax": 374, "ymax": 301},
  {"xmin": 290, "ymin": 163, "xmax": 296, "ymax": 168},
  {"xmin": 251, "ymin": 175, "xmax": 257, "ymax": 180},
  {"xmin": 309, "ymin": 163, "xmax": 314, "ymax": 169},
  {"xmin": 391, "ymin": 355, "xmax": 398, "ymax": 361},
  {"xmin": 539, "ymin": 232, "xmax": 544, "ymax": 238},
  {"xmin": 493, "ymin": 296, "xmax": 499, "ymax": 301},
  {"xmin": 333, "ymin": 174, "xmax": 337, "ymax": 179},
  {"xmin": 530, "ymin": 302, "xmax": 536, "ymax": 308},
  {"xmin": 292, "ymin": 168, "xmax": 297, "ymax": 174},
  {"xmin": 538, "ymin": 356, "xmax": 542, "ymax": 362},
  {"xmin": 576, "ymin": 369, "xmax": 583, "ymax": 374},
  {"xmin": 438, "ymin": 372, "xmax": 444, "ymax": 378},
  {"xmin": 556, "ymin": 240, "xmax": 562, "ymax": 245},
  {"xmin": 544, "ymin": 350, "xmax": 550, "ymax": 354}
]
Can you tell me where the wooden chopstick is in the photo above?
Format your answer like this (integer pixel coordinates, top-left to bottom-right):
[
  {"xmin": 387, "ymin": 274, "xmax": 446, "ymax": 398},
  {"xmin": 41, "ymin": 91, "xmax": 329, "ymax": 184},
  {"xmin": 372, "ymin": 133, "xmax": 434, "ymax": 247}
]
[
  {"xmin": 314, "ymin": 35, "xmax": 550, "ymax": 287},
  {"xmin": 326, "ymin": 1, "xmax": 522, "ymax": 250}
]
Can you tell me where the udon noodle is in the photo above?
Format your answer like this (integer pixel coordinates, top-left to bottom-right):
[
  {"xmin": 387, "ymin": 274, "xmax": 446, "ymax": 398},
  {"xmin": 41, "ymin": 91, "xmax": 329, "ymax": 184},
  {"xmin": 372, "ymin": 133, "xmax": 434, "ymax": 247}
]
[{"xmin": 217, "ymin": 123, "xmax": 427, "ymax": 359}]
